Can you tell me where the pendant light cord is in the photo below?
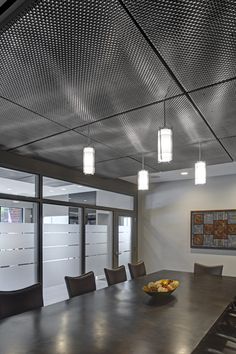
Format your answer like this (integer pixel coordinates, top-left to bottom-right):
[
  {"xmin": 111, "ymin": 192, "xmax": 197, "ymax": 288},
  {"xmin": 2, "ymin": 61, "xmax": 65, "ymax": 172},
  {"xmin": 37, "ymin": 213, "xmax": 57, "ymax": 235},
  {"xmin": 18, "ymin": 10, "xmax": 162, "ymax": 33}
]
[
  {"xmin": 142, "ymin": 155, "xmax": 144, "ymax": 170},
  {"xmin": 163, "ymin": 100, "xmax": 166, "ymax": 127},
  {"xmin": 199, "ymin": 142, "xmax": 201, "ymax": 161},
  {"xmin": 163, "ymin": 80, "xmax": 171, "ymax": 128},
  {"xmin": 87, "ymin": 125, "xmax": 91, "ymax": 146}
]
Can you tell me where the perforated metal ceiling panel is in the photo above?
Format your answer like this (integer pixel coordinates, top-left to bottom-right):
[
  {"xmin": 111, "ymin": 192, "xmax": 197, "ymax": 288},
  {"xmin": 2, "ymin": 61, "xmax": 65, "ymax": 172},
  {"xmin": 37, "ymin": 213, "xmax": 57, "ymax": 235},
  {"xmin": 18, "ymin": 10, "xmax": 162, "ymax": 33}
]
[
  {"xmin": 131, "ymin": 139, "xmax": 231, "ymax": 173},
  {"xmin": 0, "ymin": 97, "xmax": 65, "ymax": 150},
  {"xmin": 15, "ymin": 131, "xmax": 121, "ymax": 168},
  {"xmin": 220, "ymin": 137, "xmax": 236, "ymax": 160},
  {"xmin": 123, "ymin": 0, "xmax": 236, "ymax": 91},
  {"xmin": 0, "ymin": 0, "xmax": 235, "ymax": 179},
  {"xmin": 77, "ymin": 95, "xmax": 216, "ymax": 156},
  {"xmin": 93, "ymin": 157, "xmax": 156, "ymax": 179},
  {"xmin": 190, "ymin": 79, "xmax": 236, "ymax": 138},
  {"xmin": 0, "ymin": 0, "xmax": 180, "ymax": 129}
]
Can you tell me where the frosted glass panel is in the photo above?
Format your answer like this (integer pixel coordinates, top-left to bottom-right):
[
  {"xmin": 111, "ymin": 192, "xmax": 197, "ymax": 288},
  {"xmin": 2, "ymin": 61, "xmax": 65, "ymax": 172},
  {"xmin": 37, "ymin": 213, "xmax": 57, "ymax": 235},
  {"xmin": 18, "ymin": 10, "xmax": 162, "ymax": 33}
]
[
  {"xmin": 0, "ymin": 167, "xmax": 37, "ymax": 197},
  {"xmin": 85, "ymin": 209, "xmax": 112, "ymax": 279},
  {"xmin": 0, "ymin": 264, "xmax": 36, "ymax": 291},
  {"xmin": 118, "ymin": 217, "xmax": 132, "ymax": 270},
  {"xmin": 0, "ymin": 200, "xmax": 38, "ymax": 290},
  {"xmin": 43, "ymin": 177, "xmax": 134, "ymax": 210},
  {"xmin": 43, "ymin": 258, "xmax": 81, "ymax": 287},
  {"xmin": 43, "ymin": 204, "xmax": 81, "ymax": 302}
]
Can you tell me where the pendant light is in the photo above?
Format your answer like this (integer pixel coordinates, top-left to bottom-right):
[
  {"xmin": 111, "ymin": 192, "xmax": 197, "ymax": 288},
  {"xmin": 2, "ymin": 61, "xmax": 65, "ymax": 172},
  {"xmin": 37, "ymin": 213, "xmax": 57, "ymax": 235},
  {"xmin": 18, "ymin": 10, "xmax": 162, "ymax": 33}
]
[
  {"xmin": 195, "ymin": 143, "xmax": 206, "ymax": 185},
  {"xmin": 83, "ymin": 126, "xmax": 95, "ymax": 175},
  {"xmin": 138, "ymin": 155, "xmax": 149, "ymax": 191},
  {"xmin": 158, "ymin": 100, "xmax": 173, "ymax": 163}
]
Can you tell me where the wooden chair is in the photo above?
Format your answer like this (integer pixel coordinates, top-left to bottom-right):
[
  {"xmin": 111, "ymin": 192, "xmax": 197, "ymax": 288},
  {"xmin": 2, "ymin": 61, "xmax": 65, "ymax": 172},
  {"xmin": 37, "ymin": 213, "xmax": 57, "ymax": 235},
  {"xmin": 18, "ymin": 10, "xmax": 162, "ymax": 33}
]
[
  {"xmin": 104, "ymin": 265, "xmax": 127, "ymax": 286},
  {"xmin": 65, "ymin": 271, "xmax": 96, "ymax": 299},
  {"xmin": 194, "ymin": 263, "xmax": 223, "ymax": 276},
  {"xmin": 128, "ymin": 261, "xmax": 146, "ymax": 279},
  {"xmin": 0, "ymin": 283, "xmax": 43, "ymax": 319}
]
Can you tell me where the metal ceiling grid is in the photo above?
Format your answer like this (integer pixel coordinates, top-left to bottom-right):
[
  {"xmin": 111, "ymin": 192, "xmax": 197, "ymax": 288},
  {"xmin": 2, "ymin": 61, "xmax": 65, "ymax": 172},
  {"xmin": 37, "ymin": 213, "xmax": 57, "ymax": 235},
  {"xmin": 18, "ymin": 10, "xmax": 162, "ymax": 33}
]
[
  {"xmin": 190, "ymin": 79, "xmax": 236, "ymax": 138},
  {"xmin": 0, "ymin": 0, "xmax": 235, "ymax": 179},
  {"xmin": 220, "ymin": 137, "xmax": 236, "ymax": 160},
  {"xmin": 77, "ymin": 95, "xmax": 218, "ymax": 156},
  {"xmin": 123, "ymin": 0, "xmax": 236, "ymax": 91},
  {"xmin": 0, "ymin": 97, "xmax": 65, "ymax": 150},
  {"xmin": 14, "ymin": 130, "xmax": 122, "ymax": 168},
  {"xmin": 0, "ymin": 0, "xmax": 180, "ymax": 129},
  {"xmin": 89, "ymin": 156, "xmax": 156, "ymax": 179},
  {"xmin": 131, "ymin": 139, "xmax": 232, "ymax": 173},
  {"xmin": 0, "ymin": 167, "xmax": 35, "ymax": 182}
]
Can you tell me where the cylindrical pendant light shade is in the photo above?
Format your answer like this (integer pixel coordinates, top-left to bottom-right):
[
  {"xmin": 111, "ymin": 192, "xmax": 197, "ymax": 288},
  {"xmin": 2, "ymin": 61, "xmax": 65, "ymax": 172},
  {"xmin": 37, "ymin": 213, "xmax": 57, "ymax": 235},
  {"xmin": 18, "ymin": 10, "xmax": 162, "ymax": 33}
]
[
  {"xmin": 138, "ymin": 169, "xmax": 149, "ymax": 190},
  {"xmin": 158, "ymin": 127, "xmax": 173, "ymax": 163},
  {"xmin": 195, "ymin": 161, "xmax": 206, "ymax": 185},
  {"xmin": 83, "ymin": 146, "xmax": 95, "ymax": 175}
]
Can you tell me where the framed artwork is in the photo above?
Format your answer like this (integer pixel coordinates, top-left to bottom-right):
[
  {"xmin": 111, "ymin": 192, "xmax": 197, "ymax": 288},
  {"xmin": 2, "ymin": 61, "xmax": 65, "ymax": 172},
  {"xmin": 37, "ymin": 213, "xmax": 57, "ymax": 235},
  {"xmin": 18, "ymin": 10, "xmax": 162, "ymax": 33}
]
[{"xmin": 191, "ymin": 210, "xmax": 236, "ymax": 250}]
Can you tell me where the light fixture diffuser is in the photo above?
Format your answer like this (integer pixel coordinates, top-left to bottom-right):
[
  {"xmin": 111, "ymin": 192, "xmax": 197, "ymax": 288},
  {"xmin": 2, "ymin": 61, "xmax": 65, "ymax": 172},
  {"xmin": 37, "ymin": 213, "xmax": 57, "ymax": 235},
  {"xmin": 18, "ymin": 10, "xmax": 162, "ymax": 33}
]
[
  {"xmin": 195, "ymin": 161, "xmax": 206, "ymax": 185},
  {"xmin": 158, "ymin": 127, "xmax": 173, "ymax": 162},
  {"xmin": 138, "ymin": 169, "xmax": 149, "ymax": 190},
  {"xmin": 83, "ymin": 146, "xmax": 95, "ymax": 175}
]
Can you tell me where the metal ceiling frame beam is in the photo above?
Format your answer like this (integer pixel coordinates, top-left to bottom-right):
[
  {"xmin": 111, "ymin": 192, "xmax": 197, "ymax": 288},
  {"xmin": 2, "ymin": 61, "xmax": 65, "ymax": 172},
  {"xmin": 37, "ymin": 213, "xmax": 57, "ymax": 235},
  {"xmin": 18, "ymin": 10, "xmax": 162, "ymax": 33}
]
[
  {"xmin": 117, "ymin": 0, "xmax": 234, "ymax": 162},
  {"xmin": 0, "ymin": 0, "xmax": 35, "ymax": 32},
  {"xmin": 2, "ymin": 91, "xmax": 184, "ymax": 151},
  {"xmin": 0, "ymin": 150, "xmax": 137, "ymax": 196},
  {"xmin": 1, "ymin": 0, "xmax": 234, "ymax": 175}
]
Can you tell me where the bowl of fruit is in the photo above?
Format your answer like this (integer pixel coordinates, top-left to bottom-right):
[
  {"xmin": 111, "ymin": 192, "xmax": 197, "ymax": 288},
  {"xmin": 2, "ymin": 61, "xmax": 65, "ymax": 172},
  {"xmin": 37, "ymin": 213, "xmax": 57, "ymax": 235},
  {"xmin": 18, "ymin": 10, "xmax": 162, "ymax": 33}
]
[{"xmin": 143, "ymin": 279, "xmax": 179, "ymax": 297}]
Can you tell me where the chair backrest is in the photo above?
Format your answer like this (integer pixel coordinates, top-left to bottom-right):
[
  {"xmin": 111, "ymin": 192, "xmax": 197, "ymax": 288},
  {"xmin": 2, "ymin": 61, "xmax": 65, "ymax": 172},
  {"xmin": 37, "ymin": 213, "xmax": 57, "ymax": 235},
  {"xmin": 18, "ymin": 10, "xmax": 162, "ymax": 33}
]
[
  {"xmin": 104, "ymin": 265, "xmax": 127, "ymax": 286},
  {"xmin": 65, "ymin": 271, "xmax": 96, "ymax": 299},
  {"xmin": 0, "ymin": 283, "xmax": 43, "ymax": 320},
  {"xmin": 194, "ymin": 263, "xmax": 223, "ymax": 276},
  {"xmin": 128, "ymin": 261, "xmax": 146, "ymax": 279}
]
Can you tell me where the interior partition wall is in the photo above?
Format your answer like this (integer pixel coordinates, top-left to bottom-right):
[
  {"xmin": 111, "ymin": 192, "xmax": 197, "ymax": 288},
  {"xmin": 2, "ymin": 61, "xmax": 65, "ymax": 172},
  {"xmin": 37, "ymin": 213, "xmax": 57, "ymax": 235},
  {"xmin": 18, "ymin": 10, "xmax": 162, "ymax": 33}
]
[
  {"xmin": 43, "ymin": 204, "xmax": 82, "ymax": 304},
  {"xmin": 0, "ymin": 163, "xmax": 137, "ymax": 305},
  {"xmin": 0, "ymin": 198, "xmax": 38, "ymax": 290}
]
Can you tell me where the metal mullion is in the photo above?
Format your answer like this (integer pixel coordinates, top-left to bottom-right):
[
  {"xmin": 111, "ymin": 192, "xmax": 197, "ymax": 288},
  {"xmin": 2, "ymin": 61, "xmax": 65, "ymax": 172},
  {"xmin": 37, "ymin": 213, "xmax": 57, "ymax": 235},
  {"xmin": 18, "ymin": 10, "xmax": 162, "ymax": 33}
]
[
  {"xmin": 81, "ymin": 207, "xmax": 86, "ymax": 274},
  {"xmin": 37, "ymin": 174, "xmax": 43, "ymax": 284},
  {"xmin": 42, "ymin": 197, "xmax": 136, "ymax": 215},
  {"xmin": 0, "ymin": 193, "xmax": 40, "ymax": 203},
  {"xmin": 112, "ymin": 211, "xmax": 118, "ymax": 268}
]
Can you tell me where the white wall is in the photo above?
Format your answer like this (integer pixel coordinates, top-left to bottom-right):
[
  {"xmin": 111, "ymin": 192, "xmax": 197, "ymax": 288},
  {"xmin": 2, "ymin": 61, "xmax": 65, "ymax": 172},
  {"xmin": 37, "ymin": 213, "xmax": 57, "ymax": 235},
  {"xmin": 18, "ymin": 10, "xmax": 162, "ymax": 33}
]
[
  {"xmin": 96, "ymin": 190, "xmax": 134, "ymax": 210},
  {"xmin": 139, "ymin": 174, "xmax": 236, "ymax": 277}
]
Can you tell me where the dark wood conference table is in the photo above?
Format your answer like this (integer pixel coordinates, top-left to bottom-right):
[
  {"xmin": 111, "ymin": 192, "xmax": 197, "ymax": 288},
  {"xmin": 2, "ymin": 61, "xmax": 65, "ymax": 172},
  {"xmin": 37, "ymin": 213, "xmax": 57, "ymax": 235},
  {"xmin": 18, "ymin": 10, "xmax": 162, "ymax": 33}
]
[{"xmin": 1, "ymin": 270, "xmax": 236, "ymax": 354}]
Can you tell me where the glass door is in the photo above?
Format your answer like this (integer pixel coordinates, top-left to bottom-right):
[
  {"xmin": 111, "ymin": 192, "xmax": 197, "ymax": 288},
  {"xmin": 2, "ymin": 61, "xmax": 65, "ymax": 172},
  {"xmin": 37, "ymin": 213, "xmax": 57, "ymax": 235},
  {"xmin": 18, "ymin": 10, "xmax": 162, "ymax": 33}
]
[
  {"xmin": 114, "ymin": 212, "xmax": 135, "ymax": 278},
  {"xmin": 85, "ymin": 208, "xmax": 112, "ymax": 289}
]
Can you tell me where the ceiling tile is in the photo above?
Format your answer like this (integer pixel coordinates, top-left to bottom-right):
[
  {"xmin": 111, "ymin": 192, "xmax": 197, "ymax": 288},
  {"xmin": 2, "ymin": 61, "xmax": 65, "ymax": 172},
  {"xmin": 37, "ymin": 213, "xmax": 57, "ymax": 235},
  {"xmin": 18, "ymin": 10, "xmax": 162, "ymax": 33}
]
[
  {"xmin": 123, "ymin": 0, "xmax": 236, "ymax": 91},
  {"xmin": 131, "ymin": 139, "xmax": 231, "ymax": 172},
  {"xmin": 0, "ymin": 0, "xmax": 181, "ymax": 129},
  {"xmin": 77, "ymin": 95, "xmax": 216, "ymax": 156},
  {"xmin": 0, "ymin": 97, "xmax": 65, "ymax": 150},
  {"xmin": 14, "ymin": 131, "xmax": 121, "ymax": 167},
  {"xmin": 94, "ymin": 157, "xmax": 156, "ymax": 178},
  {"xmin": 220, "ymin": 137, "xmax": 236, "ymax": 160},
  {"xmin": 190, "ymin": 79, "xmax": 236, "ymax": 138}
]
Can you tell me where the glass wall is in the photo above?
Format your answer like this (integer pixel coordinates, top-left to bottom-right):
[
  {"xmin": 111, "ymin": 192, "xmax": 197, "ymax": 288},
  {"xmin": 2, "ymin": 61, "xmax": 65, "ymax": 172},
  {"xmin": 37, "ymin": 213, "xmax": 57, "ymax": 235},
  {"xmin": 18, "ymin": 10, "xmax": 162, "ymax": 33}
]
[
  {"xmin": 43, "ymin": 204, "xmax": 81, "ymax": 305},
  {"xmin": 0, "ymin": 199, "xmax": 38, "ymax": 290},
  {"xmin": 43, "ymin": 177, "xmax": 134, "ymax": 210},
  {"xmin": 85, "ymin": 209, "xmax": 112, "ymax": 288},
  {"xmin": 0, "ymin": 167, "xmax": 37, "ymax": 197},
  {"xmin": 118, "ymin": 216, "xmax": 132, "ymax": 269},
  {"xmin": 0, "ymin": 167, "xmax": 136, "ymax": 304}
]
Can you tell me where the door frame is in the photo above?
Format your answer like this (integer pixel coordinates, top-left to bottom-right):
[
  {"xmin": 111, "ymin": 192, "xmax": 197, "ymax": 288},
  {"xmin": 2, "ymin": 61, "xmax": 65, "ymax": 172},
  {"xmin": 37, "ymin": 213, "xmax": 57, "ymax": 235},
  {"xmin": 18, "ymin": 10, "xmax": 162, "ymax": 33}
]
[{"xmin": 113, "ymin": 211, "xmax": 136, "ymax": 268}]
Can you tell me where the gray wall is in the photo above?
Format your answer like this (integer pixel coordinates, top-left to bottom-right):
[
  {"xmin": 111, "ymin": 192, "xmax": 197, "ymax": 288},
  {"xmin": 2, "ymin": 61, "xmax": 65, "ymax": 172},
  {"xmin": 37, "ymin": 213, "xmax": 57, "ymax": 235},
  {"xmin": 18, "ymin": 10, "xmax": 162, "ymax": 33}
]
[{"xmin": 139, "ymin": 174, "xmax": 236, "ymax": 277}]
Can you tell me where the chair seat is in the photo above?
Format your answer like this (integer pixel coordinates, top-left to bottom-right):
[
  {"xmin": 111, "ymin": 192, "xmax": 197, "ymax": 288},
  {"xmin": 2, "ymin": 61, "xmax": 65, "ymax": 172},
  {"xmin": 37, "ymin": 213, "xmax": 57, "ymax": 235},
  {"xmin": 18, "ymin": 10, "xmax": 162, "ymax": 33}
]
[{"xmin": 0, "ymin": 283, "xmax": 43, "ymax": 319}]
